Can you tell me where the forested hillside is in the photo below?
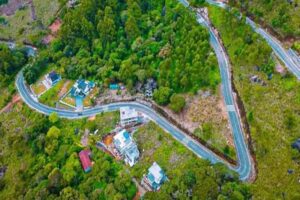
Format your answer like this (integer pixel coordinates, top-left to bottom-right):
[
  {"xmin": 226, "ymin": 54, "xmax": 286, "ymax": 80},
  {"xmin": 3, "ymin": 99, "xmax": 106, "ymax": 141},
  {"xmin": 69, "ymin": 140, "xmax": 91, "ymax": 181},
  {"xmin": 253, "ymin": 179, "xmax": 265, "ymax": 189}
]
[
  {"xmin": 230, "ymin": 0, "xmax": 300, "ymax": 38},
  {"xmin": 0, "ymin": 106, "xmax": 251, "ymax": 199},
  {"xmin": 24, "ymin": 0, "xmax": 220, "ymax": 105}
]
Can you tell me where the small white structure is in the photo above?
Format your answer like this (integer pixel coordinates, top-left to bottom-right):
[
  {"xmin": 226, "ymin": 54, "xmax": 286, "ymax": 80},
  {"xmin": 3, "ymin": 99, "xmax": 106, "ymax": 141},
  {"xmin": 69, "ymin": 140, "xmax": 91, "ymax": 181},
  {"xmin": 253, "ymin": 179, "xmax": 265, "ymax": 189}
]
[
  {"xmin": 113, "ymin": 129, "xmax": 140, "ymax": 167},
  {"xmin": 120, "ymin": 107, "xmax": 140, "ymax": 126}
]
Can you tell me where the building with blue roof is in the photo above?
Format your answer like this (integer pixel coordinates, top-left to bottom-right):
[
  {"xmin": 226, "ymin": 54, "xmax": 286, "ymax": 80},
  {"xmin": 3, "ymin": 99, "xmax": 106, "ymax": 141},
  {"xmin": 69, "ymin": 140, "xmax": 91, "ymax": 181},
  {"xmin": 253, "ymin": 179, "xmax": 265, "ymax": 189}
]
[
  {"xmin": 141, "ymin": 162, "xmax": 167, "ymax": 191},
  {"xmin": 113, "ymin": 129, "xmax": 140, "ymax": 167},
  {"xmin": 70, "ymin": 79, "xmax": 95, "ymax": 97},
  {"xmin": 46, "ymin": 71, "xmax": 61, "ymax": 86}
]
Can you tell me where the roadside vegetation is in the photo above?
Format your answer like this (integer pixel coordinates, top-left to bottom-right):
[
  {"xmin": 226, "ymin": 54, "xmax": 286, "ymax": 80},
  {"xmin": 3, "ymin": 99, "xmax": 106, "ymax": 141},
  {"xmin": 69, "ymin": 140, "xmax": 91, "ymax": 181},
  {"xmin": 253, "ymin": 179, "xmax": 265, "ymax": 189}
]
[
  {"xmin": 230, "ymin": 0, "xmax": 300, "ymax": 39},
  {"xmin": 209, "ymin": 5, "xmax": 300, "ymax": 199},
  {"xmin": 0, "ymin": 103, "xmax": 251, "ymax": 199}
]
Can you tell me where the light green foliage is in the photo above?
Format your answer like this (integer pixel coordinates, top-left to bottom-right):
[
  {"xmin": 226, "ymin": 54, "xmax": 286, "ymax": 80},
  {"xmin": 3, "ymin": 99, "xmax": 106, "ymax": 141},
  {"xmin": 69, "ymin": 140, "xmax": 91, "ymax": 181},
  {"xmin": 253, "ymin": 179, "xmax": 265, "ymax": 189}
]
[
  {"xmin": 292, "ymin": 41, "xmax": 300, "ymax": 53},
  {"xmin": 49, "ymin": 112, "xmax": 59, "ymax": 124},
  {"xmin": 169, "ymin": 94, "xmax": 186, "ymax": 113},
  {"xmin": 46, "ymin": 126, "xmax": 61, "ymax": 139},
  {"xmin": 153, "ymin": 86, "xmax": 173, "ymax": 105},
  {"xmin": 45, "ymin": 126, "xmax": 61, "ymax": 155},
  {"xmin": 59, "ymin": 187, "xmax": 81, "ymax": 200}
]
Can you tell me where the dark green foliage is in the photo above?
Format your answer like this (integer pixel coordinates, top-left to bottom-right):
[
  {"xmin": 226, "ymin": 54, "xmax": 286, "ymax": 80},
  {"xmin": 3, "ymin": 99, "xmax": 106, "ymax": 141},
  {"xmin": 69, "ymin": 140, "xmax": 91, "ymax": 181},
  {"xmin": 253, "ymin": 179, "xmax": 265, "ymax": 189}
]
[
  {"xmin": 261, "ymin": 56, "xmax": 274, "ymax": 75},
  {"xmin": 24, "ymin": 51, "xmax": 50, "ymax": 84},
  {"xmin": 0, "ymin": 45, "xmax": 27, "ymax": 87},
  {"xmin": 190, "ymin": 0, "xmax": 206, "ymax": 7},
  {"xmin": 0, "ymin": 17, "xmax": 7, "ymax": 25},
  {"xmin": 0, "ymin": 0, "xmax": 8, "ymax": 6}
]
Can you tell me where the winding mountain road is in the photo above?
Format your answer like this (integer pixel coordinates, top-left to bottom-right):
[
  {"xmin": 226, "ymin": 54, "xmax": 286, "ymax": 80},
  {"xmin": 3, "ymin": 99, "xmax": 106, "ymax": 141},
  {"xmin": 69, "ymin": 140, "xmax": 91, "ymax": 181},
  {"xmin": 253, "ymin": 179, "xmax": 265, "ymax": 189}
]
[
  {"xmin": 15, "ymin": 0, "xmax": 253, "ymax": 181},
  {"xmin": 204, "ymin": 0, "xmax": 300, "ymax": 79}
]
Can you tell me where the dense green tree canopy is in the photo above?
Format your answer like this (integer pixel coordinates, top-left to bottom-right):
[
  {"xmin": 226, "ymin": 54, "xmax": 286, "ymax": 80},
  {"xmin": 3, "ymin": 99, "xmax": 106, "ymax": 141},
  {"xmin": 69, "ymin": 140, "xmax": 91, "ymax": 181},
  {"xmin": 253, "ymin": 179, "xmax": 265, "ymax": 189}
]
[
  {"xmin": 0, "ymin": 45, "xmax": 27, "ymax": 87},
  {"xmin": 169, "ymin": 94, "xmax": 186, "ymax": 112},
  {"xmin": 24, "ymin": 0, "xmax": 220, "ymax": 106}
]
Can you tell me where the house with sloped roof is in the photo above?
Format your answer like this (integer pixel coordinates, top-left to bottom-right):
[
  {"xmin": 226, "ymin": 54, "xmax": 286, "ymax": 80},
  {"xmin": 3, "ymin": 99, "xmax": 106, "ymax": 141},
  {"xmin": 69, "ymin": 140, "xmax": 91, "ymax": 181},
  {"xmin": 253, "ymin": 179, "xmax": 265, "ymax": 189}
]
[
  {"xmin": 113, "ymin": 129, "xmax": 140, "ymax": 166},
  {"xmin": 79, "ymin": 149, "xmax": 92, "ymax": 173},
  {"xmin": 45, "ymin": 71, "xmax": 61, "ymax": 86},
  {"xmin": 70, "ymin": 79, "xmax": 95, "ymax": 98},
  {"xmin": 141, "ymin": 162, "xmax": 167, "ymax": 191}
]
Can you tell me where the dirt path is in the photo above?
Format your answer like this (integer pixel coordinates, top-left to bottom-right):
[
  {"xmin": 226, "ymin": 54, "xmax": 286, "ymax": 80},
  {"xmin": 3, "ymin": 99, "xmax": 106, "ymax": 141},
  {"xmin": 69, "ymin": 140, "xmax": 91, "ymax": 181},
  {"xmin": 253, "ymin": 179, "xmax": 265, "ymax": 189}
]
[
  {"xmin": 81, "ymin": 129, "xmax": 89, "ymax": 147},
  {"xmin": 43, "ymin": 18, "xmax": 62, "ymax": 44},
  {"xmin": 132, "ymin": 178, "xmax": 147, "ymax": 199},
  {"xmin": 0, "ymin": 94, "xmax": 21, "ymax": 113},
  {"xmin": 28, "ymin": 0, "xmax": 36, "ymax": 20}
]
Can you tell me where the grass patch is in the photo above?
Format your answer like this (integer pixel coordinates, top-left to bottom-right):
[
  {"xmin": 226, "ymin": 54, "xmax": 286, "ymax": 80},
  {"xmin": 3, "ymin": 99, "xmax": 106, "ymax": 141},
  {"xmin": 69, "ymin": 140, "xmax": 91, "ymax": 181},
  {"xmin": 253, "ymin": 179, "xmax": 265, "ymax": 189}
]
[
  {"xmin": 131, "ymin": 122, "xmax": 197, "ymax": 179},
  {"xmin": 0, "ymin": 88, "xmax": 12, "ymax": 109},
  {"xmin": 33, "ymin": 0, "xmax": 60, "ymax": 26},
  {"xmin": 39, "ymin": 80, "xmax": 65, "ymax": 107},
  {"xmin": 61, "ymin": 95, "xmax": 75, "ymax": 107},
  {"xmin": 0, "ymin": 0, "xmax": 60, "ymax": 43},
  {"xmin": 31, "ymin": 82, "xmax": 46, "ymax": 96},
  {"xmin": 83, "ymin": 87, "xmax": 98, "ymax": 107},
  {"xmin": 194, "ymin": 123, "xmax": 236, "ymax": 159}
]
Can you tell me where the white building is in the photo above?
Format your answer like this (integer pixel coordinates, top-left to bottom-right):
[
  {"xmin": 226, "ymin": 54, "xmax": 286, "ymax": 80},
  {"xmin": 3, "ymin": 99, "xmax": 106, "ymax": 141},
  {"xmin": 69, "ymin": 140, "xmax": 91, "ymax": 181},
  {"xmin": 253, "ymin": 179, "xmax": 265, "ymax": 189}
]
[
  {"xmin": 141, "ymin": 162, "xmax": 167, "ymax": 191},
  {"xmin": 120, "ymin": 107, "xmax": 140, "ymax": 126},
  {"xmin": 113, "ymin": 129, "xmax": 140, "ymax": 167}
]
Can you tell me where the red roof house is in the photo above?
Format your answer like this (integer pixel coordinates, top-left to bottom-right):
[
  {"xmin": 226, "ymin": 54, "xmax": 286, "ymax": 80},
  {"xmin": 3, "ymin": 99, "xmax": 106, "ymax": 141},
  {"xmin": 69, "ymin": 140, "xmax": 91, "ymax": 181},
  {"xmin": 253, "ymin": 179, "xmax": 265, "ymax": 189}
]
[{"xmin": 79, "ymin": 149, "xmax": 92, "ymax": 173}]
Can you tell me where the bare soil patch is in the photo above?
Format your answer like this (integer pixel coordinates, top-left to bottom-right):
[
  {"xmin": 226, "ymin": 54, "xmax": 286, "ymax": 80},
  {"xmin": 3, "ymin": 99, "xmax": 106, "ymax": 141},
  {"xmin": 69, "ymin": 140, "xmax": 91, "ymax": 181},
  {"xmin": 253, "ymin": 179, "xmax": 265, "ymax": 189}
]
[
  {"xmin": 0, "ymin": 94, "xmax": 21, "ymax": 113},
  {"xmin": 43, "ymin": 18, "xmax": 61, "ymax": 44},
  {"xmin": 58, "ymin": 80, "xmax": 71, "ymax": 98},
  {"xmin": 162, "ymin": 88, "xmax": 233, "ymax": 147}
]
